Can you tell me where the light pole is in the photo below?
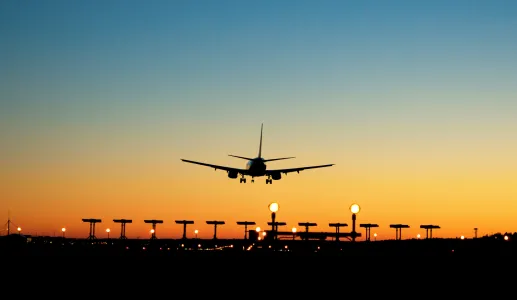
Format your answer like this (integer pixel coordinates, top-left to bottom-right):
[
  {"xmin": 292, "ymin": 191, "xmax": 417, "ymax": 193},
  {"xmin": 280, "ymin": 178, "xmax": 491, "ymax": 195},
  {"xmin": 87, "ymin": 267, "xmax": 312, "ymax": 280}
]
[
  {"xmin": 61, "ymin": 227, "xmax": 66, "ymax": 238},
  {"xmin": 194, "ymin": 229, "xmax": 198, "ymax": 239},
  {"xmin": 373, "ymin": 232, "xmax": 377, "ymax": 241},
  {"xmin": 291, "ymin": 227, "xmax": 297, "ymax": 240},
  {"xmin": 17, "ymin": 227, "xmax": 21, "ymax": 235},
  {"xmin": 268, "ymin": 202, "xmax": 279, "ymax": 240},
  {"xmin": 255, "ymin": 227, "xmax": 261, "ymax": 240},
  {"xmin": 106, "ymin": 228, "xmax": 110, "ymax": 239},
  {"xmin": 350, "ymin": 203, "xmax": 360, "ymax": 242}
]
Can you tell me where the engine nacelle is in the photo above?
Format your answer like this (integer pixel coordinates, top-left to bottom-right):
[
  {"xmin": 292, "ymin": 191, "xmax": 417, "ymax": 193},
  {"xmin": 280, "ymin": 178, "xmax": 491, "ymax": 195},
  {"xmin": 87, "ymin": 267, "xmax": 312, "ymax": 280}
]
[
  {"xmin": 228, "ymin": 170, "xmax": 238, "ymax": 179},
  {"xmin": 271, "ymin": 172, "xmax": 282, "ymax": 180}
]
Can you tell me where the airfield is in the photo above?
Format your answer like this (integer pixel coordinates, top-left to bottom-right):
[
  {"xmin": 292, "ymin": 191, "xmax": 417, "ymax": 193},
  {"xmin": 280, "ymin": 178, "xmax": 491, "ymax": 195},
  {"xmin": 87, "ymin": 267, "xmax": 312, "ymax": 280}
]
[{"xmin": 2, "ymin": 232, "xmax": 515, "ymax": 258}]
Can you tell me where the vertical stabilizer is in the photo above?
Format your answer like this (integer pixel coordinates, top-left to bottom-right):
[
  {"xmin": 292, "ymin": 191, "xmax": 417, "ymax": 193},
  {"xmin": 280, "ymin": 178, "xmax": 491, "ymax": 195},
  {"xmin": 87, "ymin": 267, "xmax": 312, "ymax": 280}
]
[{"xmin": 258, "ymin": 123, "xmax": 263, "ymax": 158}]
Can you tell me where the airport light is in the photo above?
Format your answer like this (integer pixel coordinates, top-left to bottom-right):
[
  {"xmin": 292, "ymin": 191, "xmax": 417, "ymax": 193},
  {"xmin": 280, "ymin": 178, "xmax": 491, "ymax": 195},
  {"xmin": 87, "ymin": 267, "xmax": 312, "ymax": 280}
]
[
  {"xmin": 298, "ymin": 222, "xmax": 317, "ymax": 241},
  {"xmin": 82, "ymin": 218, "xmax": 102, "ymax": 240},
  {"xmin": 113, "ymin": 219, "xmax": 132, "ymax": 239},
  {"xmin": 373, "ymin": 232, "xmax": 377, "ymax": 241},
  {"xmin": 175, "ymin": 220, "xmax": 194, "ymax": 239},
  {"xmin": 504, "ymin": 235, "xmax": 509, "ymax": 241},
  {"xmin": 269, "ymin": 202, "xmax": 279, "ymax": 213},
  {"xmin": 206, "ymin": 221, "xmax": 225, "ymax": 239},
  {"xmin": 460, "ymin": 235, "xmax": 465, "ymax": 240},
  {"xmin": 360, "ymin": 223, "xmax": 379, "ymax": 241},
  {"xmin": 194, "ymin": 229, "xmax": 198, "ymax": 238},
  {"xmin": 350, "ymin": 203, "xmax": 360, "ymax": 214},
  {"xmin": 17, "ymin": 227, "xmax": 21, "ymax": 234},
  {"xmin": 236, "ymin": 221, "xmax": 256, "ymax": 240},
  {"xmin": 420, "ymin": 225, "xmax": 440, "ymax": 239},
  {"xmin": 106, "ymin": 228, "xmax": 110, "ymax": 239},
  {"xmin": 417, "ymin": 233, "xmax": 421, "ymax": 239},
  {"xmin": 61, "ymin": 227, "xmax": 66, "ymax": 238},
  {"xmin": 291, "ymin": 227, "xmax": 297, "ymax": 240},
  {"xmin": 329, "ymin": 223, "xmax": 348, "ymax": 241},
  {"xmin": 268, "ymin": 202, "xmax": 279, "ymax": 240},
  {"xmin": 144, "ymin": 219, "xmax": 163, "ymax": 240},
  {"xmin": 255, "ymin": 227, "xmax": 261, "ymax": 232},
  {"xmin": 349, "ymin": 203, "xmax": 360, "ymax": 242},
  {"xmin": 390, "ymin": 224, "xmax": 410, "ymax": 240}
]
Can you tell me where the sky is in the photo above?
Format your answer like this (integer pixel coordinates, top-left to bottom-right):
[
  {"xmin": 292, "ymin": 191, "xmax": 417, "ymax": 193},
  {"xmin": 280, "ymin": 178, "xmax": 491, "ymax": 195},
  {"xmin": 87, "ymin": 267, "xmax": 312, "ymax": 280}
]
[{"xmin": 1, "ymin": 0, "xmax": 517, "ymax": 240}]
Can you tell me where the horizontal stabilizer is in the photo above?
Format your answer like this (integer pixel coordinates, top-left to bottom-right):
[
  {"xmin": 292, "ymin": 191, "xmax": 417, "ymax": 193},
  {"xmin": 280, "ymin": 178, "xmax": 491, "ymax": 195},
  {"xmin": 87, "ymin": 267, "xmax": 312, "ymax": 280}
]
[
  {"xmin": 229, "ymin": 154, "xmax": 254, "ymax": 160},
  {"xmin": 263, "ymin": 157, "xmax": 295, "ymax": 162}
]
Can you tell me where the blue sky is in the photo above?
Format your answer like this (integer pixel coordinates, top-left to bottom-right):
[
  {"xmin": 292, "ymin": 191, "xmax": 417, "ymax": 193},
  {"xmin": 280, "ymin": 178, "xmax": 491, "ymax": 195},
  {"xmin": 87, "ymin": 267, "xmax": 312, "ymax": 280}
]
[
  {"xmin": 2, "ymin": 0, "xmax": 517, "ymax": 164},
  {"xmin": 3, "ymin": 1, "xmax": 516, "ymax": 125}
]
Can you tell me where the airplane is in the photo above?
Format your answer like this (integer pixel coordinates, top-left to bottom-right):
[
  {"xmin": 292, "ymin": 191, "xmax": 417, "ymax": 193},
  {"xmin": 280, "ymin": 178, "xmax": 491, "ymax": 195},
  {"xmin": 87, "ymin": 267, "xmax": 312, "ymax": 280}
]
[{"xmin": 180, "ymin": 124, "xmax": 334, "ymax": 184}]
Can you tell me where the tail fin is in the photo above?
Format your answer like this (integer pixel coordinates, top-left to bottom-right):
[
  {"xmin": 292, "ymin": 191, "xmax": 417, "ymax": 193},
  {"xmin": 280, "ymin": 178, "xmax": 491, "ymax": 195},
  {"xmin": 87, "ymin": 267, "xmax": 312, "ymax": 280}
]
[{"xmin": 258, "ymin": 123, "xmax": 263, "ymax": 158}]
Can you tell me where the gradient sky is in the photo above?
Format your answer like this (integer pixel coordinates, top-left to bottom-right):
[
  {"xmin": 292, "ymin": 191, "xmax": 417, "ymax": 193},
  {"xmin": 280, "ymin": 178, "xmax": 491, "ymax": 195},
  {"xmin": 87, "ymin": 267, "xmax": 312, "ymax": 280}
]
[{"xmin": 2, "ymin": 0, "xmax": 517, "ymax": 240}]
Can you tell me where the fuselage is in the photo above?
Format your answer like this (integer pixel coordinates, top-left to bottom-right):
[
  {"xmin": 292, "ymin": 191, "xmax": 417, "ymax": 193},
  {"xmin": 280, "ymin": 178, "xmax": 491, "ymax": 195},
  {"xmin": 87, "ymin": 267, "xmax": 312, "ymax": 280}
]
[{"xmin": 245, "ymin": 157, "xmax": 267, "ymax": 176}]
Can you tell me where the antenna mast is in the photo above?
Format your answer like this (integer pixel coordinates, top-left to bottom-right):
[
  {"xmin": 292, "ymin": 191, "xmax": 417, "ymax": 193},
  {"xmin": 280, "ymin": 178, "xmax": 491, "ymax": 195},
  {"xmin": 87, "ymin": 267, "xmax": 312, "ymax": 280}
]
[{"xmin": 6, "ymin": 210, "xmax": 11, "ymax": 236}]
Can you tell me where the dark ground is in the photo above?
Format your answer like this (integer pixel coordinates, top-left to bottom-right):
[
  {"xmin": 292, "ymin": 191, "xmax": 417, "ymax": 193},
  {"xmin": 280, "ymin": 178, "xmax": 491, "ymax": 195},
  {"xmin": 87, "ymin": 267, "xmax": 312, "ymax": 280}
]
[
  {"xmin": 2, "ymin": 233, "xmax": 515, "ymax": 257},
  {"xmin": 2, "ymin": 234, "xmax": 513, "ymax": 292}
]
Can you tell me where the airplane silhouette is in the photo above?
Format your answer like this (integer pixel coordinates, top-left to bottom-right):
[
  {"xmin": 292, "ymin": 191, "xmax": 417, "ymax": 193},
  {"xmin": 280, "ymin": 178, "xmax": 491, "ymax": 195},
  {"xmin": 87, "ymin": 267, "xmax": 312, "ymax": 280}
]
[{"xmin": 181, "ymin": 124, "xmax": 334, "ymax": 184}]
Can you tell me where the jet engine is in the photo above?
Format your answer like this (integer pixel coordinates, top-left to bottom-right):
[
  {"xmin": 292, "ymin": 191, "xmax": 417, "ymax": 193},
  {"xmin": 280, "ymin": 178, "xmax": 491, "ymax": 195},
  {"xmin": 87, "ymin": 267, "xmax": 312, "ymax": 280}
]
[
  {"xmin": 271, "ymin": 172, "xmax": 282, "ymax": 180},
  {"xmin": 228, "ymin": 170, "xmax": 238, "ymax": 179}
]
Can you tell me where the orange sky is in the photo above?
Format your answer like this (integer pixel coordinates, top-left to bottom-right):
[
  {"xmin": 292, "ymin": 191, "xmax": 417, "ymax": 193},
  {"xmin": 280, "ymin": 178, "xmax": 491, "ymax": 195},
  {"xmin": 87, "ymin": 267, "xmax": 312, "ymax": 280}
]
[{"xmin": 2, "ymin": 139, "xmax": 516, "ymax": 240}]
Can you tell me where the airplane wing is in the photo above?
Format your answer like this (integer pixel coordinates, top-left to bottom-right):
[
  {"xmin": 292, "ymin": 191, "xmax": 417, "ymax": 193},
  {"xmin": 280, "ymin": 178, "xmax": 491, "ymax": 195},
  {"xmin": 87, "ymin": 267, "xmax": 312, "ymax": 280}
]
[
  {"xmin": 181, "ymin": 159, "xmax": 247, "ymax": 174},
  {"xmin": 266, "ymin": 164, "xmax": 334, "ymax": 175}
]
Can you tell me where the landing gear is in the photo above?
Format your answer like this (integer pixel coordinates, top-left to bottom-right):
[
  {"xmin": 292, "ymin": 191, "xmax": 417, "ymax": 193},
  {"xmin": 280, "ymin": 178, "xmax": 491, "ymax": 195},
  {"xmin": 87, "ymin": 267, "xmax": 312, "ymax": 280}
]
[
  {"xmin": 266, "ymin": 176, "xmax": 272, "ymax": 184},
  {"xmin": 251, "ymin": 178, "xmax": 254, "ymax": 183},
  {"xmin": 240, "ymin": 177, "xmax": 246, "ymax": 183}
]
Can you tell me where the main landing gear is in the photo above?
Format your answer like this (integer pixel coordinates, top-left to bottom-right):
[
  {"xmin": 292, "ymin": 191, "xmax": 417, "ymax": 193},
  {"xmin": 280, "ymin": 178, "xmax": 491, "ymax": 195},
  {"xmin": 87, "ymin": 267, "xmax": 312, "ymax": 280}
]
[
  {"xmin": 266, "ymin": 176, "xmax": 272, "ymax": 184},
  {"xmin": 238, "ymin": 176, "xmax": 258, "ymax": 184}
]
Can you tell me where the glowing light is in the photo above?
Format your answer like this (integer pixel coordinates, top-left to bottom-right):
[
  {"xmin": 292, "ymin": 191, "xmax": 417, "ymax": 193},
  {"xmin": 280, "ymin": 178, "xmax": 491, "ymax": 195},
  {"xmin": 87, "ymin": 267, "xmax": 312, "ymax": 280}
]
[
  {"xmin": 460, "ymin": 235, "xmax": 465, "ymax": 240},
  {"xmin": 350, "ymin": 203, "xmax": 360, "ymax": 214},
  {"xmin": 292, "ymin": 227, "xmax": 297, "ymax": 233},
  {"xmin": 255, "ymin": 227, "xmax": 261, "ymax": 232},
  {"xmin": 268, "ymin": 202, "xmax": 279, "ymax": 213}
]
